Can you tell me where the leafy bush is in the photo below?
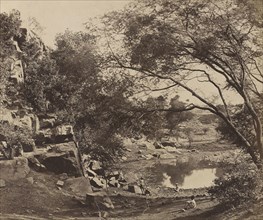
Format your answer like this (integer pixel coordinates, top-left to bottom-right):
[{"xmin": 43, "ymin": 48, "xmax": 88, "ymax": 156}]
[
  {"xmin": 209, "ymin": 162, "xmax": 262, "ymax": 208},
  {"xmin": 78, "ymin": 126, "xmax": 125, "ymax": 166},
  {"xmin": 0, "ymin": 122, "xmax": 33, "ymax": 146}
]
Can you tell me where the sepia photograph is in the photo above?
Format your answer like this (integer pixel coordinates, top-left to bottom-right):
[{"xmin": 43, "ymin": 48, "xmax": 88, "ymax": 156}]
[{"xmin": 0, "ymin": 0, "xmax": 263, "ymax": 219}]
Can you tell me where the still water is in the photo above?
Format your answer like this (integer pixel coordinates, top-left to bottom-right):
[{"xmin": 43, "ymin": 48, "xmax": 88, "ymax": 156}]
[{"xmin": 148, "ymin": 163, "xmax": 223, "ymax": 189}]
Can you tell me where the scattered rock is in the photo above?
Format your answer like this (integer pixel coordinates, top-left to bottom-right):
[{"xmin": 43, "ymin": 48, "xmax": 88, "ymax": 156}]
[
  {"xmin": 89, "ymin": 160, "xmax": 102, "ymax": 171},
  {"xmin": 0, "ymin": 179, "xmax": 6, "ymax": 188},
  {"xmin": 90, "ymin": 177, "xmax": 106, "ymax": 188},
  {"xmin": 121, "ymin": 156, "xmax": 127, "ymax": 161},
  {"xmin": 138, "ymin": 143, "xmax": 147, "ymax": 148},
  {"xmin": 165, "ymin": 146, "xmax": 178, "ymax": 153},
  {"xmin": 128, "ymin": 185, "xmax": 143, "ymax": 194},
  {"xmin": 154, "ymin": 142, "xmax": 163, "ymax": 149},
  {"xmin": 59, "ymin": 173, "xmax": 68, "ymax": 180},
  {"xmin": 126, "ymin": 148, "xmax": 132, "ymax": 152},
  {"xmin": 247, "ymin": 209, "xmax": 254, "ymax": 214},
  {"xmin": 26, "ymin": 177, "xmax": 34, "ymax": 184},
  {"xmin": 81, "ymin": 212, "xmax": 87, "ymax": 216},
  {"xmin": 86, "ymin": 168, "xmax": 97, "ymax": 177},
  {"xmin": 67, "ymin": 177, "xmax": 92, "ymax": 196},
  {"xmin": 145, "ymin": 154, "xmax": 154, "ymax": 160},
  {"xmin": 56, "ymin": 180, "xmax": 64, "ymax": 187},
  {"xmin": 138, "ymin": 150, "xmax": 143, "ymax": 154}
]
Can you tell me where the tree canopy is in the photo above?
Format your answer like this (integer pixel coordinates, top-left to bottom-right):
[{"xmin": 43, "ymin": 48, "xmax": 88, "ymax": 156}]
[{"xmin": 101, "ymin": 0, "xmax": 263, "ymax": 167}]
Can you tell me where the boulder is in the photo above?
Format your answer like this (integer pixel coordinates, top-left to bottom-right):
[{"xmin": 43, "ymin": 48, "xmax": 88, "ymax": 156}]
[
  {"xmin": 0, "ymin": 157, "xmax": 30, "ymax": 181},
  {"xmin": 27, "ymin": 156, "xmax": 46, "ymax": 172},
  {"xmin": 90, "ymin": 177, "xmax": 106, "ymax": 188},
  {"xmin": 161, "ymin": 139, "xmax": 177, "ymax": 147},
  {"xmin": 86, "ymin": 168, "xmax": 97, "ymax": 177},
  {"xmin": 145, "ymin": 154, "xmax": 154, "ymax": 160},
  {"xmin": 121, "ymin": 156, "xmax": 127, "ymax": 161},
  {"xmin": 128, "ymin": 185, "xmax": 143, "ymax": 194},
  {"xmin": 37, "ymin": 142, "xmax": 82, "ymax": 176},
  {"xmin": 89, "ymin": 160, "xmax": 104, "ymax": 175},
  {"xmin": 66, "ymin": 177, "xmax": 92, "ymax": 196},
  {"xmin": 56, "ymin": 180, "xmax": 64, "ymax": 187},
  {"xmin": 165, "ymin": 146, "xmax": 178, "ymax": 153},
  {"xmin": 86, "ymin": 191, "xmax": 114, "ymax": 210},
  {"xmin": 59, "ymin": 173, "xmax": 68, "ymax": 180},
  {"xmin": 26, "ymin": 177, "xmax": 34, "ymax": 184},
  {"xmin": 154, "ymin": 142, "xmax": 163, "ymax": 149},
  {"xmin": 0, "ymin": 179, "xmax": 6, "ymax": 187}
]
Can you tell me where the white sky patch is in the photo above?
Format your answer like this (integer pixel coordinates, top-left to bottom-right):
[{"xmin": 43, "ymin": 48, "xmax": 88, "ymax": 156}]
[{"xmin": 0, "ymin": 0, "xmax": 130, "ymax": 47}]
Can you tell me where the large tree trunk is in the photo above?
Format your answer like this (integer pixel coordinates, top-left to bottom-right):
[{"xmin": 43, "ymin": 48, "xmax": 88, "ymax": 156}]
[{"xmin": 217, "ymin": 111, "xmax": 260, "ymax": 167}]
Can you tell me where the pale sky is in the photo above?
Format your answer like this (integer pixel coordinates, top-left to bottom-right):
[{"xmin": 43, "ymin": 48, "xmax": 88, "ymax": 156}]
[{"xmin": 0, "ymin": 0, "xmax": 130, "ymax": 47}]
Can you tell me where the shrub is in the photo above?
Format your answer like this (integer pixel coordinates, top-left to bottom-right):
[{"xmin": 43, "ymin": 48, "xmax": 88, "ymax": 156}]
[
  {"xmin": 209, "ymin": 162, "xmax": 262, "ymax": 208},
  {"xmin": 0, "ymin": 122, "xmax": 33, "ymax": 146}
]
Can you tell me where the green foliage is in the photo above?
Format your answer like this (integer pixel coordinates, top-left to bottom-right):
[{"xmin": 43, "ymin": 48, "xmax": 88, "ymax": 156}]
[
  {"xmin": 78, "ymin": 126, "xmax": 124, "ymax": 165},
  {"xmin": 216, "ymin": 106, "xmax": 256, "ymax": 146},
  {"xmin": 101, "ymin": 0, "xmax": 263, "ymax": 165},
  {"xmin": 21, "ymin": 55, "xmax": 59, "ymax": 112},
  {"xmin": 0, "ymin": 122, "xmax": 33, "ymax": 146},
  {"xmin": 198, "ymin": 114, "xmax": 218, "ymax": 125},
  {"xmin": 166, "ymin": 96, "xmax": 194, "ymax": 132},
  {"xmin": 209, "ymin": 162, "xmax": 262, "ymax": 208}
]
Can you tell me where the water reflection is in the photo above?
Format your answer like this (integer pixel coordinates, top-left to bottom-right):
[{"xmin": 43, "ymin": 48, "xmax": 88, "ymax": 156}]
[{"xmin": 148, "ymin": 163, "xmax": 222, "ymax": 189}]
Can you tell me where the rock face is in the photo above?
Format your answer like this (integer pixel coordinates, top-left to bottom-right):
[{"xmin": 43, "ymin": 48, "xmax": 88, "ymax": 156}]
[
  {"xmin": 0, "ymin": 157, "xmax": 30, "ymax": 181},
  {"xmin": 36, "ymin": 142, "xmax": 82, "ymax": 177}
]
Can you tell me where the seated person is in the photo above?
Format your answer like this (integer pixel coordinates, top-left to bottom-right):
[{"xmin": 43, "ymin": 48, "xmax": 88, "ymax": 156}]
[{"xmin": 183, "ymin": 195, "xmax": 196, "ymax": 210}]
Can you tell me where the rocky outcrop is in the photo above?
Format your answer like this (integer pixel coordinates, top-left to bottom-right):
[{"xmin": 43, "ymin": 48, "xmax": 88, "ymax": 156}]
[
  {"xmin": 0, "ymin": 157, "xmax": 30, "ymax": 181},
  {"xmin": 35, "ymin": 142, "xmax": 82, "ymax": 177}
]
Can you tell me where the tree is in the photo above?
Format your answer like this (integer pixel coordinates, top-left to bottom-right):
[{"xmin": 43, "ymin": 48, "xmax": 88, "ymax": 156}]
[
  {"xmin": 101, "ymin": 0, "xmax": 263, "ymax": 167},
  {"xmin": 166, "ymin": 95, "xmax": 194, "ymax": 133}
]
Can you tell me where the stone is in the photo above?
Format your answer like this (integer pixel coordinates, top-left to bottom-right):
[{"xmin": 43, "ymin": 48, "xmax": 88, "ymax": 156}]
[
  {"xmin": 128, "ymin": 185, "xmax": 143, "ymax": 194},
  {"xmin": 0, "ymin": 179, "xmax": 6, "ymax": 188},
  {"xmin": 90, "ymin": 177, "xmax": 106, "ymax": 188},
  {"xmin": 165, "ymin": 146, "xmax": 178, "ymax": 153},
  {"xmin": 108, "ymin": 179, "xmax": 120, "ymax": 188},
  {"xmin": 121, "ymin": 156, "xmax": 127, "ymax": 161},
  {"xmin": 0, "ymin": 157, "xmax": 30, "ymax": 181},
  {"xmin": 145, "ymin": 154, "xmax": 153, "ymax": 160},
  {"xmin": 39, "ymin": 142, "xmax": 82, "ymax": 176},
  {"xmin": 153, "ymin": 142, "xmax": 163, "ymax": 149},
  {"xmin": 126, "ymin": 148, "xmax": 132, "ymax": 152},
  {"xmin": 56, "ymin": 180, "xmax": 64, "ymax": 187},
  {"xmin": 86, "ymin": 168, "xmax": 97, "ymax": 177},
  {"xmin": 67, "ymin": 177, "xmax": 92, "ymax": 196},
  {"xmin": 26, "ymin": 177, "xmax": 34, "ymax": 184},
  {"xmin": 138, "ymin": 143, "xmax": 147, "ymax": 148},
  {"xmin": 89, "ymin": 160, "xmax": 102, "ymax": 171},
  {"xmin": 59, "ymin": 173, "xmax": 68, "ymax": 180}
]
